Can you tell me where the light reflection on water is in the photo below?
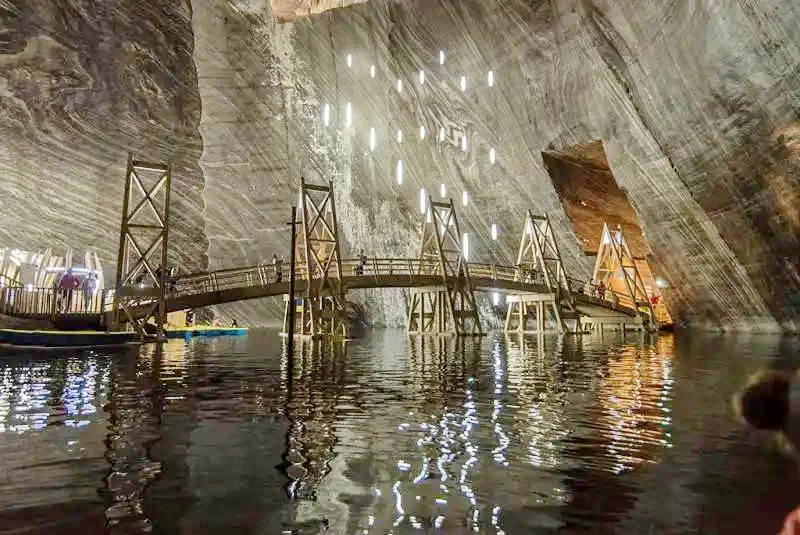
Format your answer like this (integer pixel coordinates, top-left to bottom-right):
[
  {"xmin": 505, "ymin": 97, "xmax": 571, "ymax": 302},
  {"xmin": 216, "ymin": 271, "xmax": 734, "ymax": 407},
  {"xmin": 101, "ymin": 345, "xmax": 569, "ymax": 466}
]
[{"xmin": 0, "ymin": 331, "xmax": 799, "ymax": 533}]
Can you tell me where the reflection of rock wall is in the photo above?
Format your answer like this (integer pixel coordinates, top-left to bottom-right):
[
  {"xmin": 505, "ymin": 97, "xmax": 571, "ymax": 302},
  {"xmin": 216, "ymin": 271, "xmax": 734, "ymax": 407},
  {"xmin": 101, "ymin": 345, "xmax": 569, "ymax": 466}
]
[{"xmin": 0, "ymin": 0, "xmax": 208, "ymax": 273}]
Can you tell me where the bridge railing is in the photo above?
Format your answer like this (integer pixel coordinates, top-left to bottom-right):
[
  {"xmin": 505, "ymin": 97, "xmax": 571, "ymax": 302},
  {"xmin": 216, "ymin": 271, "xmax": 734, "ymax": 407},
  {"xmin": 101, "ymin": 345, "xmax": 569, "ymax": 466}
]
[
  {"xmin": 0, "ymin": 260, "xmax": 641, "ymax": 318},
  {"xmin": 567, "ymin": 276, "xmax": 640, "ymax": 311},
  {"xmin": 468, "ymin": 262, "xmax": 543, "ymax": 284},
  {"xmin": 170, "ymin": 258, "xmax": 564, "ymax": 297},
  {"xmin": 0, "ymin": 287, "xmax": 112, "ymax": 317}
]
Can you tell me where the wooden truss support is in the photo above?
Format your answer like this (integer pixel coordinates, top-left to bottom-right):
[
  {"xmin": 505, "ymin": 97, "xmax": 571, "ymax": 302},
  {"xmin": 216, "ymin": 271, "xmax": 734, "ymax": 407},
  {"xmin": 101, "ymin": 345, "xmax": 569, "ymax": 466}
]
[
  {"xmin": 592, "ymin": 223, "xmax": 656, "ymax": 325},
  {"xmin": 281, "ymin": 178, "xmax": 348, "ymax": 339},
  {"xmin": 504, "ymin": 211, "xmax": 573, "ymax": 333},
  {"xmin": 406, "ymin": 196, "xmax": 482, "ymax": 336},
  {"xmin": 113, "ymin": 153, "xmax": 171, "ymax": 338},
  {"xmin": 504, "ymin": 299, "xmax": 558, "ymax": 333}
]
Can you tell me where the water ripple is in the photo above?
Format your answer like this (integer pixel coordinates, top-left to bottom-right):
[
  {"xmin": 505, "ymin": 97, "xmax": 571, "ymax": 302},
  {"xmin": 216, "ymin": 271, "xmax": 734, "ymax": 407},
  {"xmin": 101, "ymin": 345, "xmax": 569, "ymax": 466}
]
[{"xmin": 0, "ymin": 331, "xmax": 798, "ymax": 533}]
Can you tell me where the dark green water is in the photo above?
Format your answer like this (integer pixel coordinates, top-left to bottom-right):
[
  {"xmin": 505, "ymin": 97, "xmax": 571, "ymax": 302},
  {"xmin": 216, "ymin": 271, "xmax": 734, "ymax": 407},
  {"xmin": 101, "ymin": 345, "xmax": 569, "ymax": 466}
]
[{"xmin": 0, "ymin": 330, "xmax": 799, "ymax": 534}]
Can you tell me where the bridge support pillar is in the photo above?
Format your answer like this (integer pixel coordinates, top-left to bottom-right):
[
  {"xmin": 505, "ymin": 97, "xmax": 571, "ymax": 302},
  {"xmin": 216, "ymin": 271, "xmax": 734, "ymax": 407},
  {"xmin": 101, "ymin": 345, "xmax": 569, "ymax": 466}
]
[
  {"xmin": 504, "ymin": 296, "xmax": 563, "ymax": 333},
  {"xmin": 112, "ymin": 153, "xmax": 172, "ymax": 338},
  {"xmin": 407, "ymin": 290, "xmax": 451, "ymax": 334},
  {"xmin": 406, "ymin": 197, "xmax": 482, "ymax": 336},
  {"xmin": 503, "ymin": 211, "xmax": 574, "ymax": 335},
  {"xmin": 591, "ymin": 223, "xmax": 657, "ymax": 331},
  {"xmin": 281, "ymin": 178, "xmax": 349, "ymax": 340}
]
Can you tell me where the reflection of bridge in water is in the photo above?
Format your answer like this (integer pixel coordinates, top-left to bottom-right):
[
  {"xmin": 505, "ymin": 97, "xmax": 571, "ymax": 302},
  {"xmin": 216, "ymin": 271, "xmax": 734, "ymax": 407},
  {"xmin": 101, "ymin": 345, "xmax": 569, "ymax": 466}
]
[
  {"xmin": 278, "ymin": 331, "xmax": 677, "ymax": 533},
  {"xmin": 0, "ymin": 155, "xmax": 664, "ymax": 338}
]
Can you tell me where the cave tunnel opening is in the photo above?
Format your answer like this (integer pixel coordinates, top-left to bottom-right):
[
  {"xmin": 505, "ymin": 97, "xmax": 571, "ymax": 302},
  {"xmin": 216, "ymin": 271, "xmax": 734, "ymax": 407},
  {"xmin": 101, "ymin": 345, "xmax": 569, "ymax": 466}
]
[{"xmin": 542, "ymin": 140, "xmax": 672, "ymax": 324}]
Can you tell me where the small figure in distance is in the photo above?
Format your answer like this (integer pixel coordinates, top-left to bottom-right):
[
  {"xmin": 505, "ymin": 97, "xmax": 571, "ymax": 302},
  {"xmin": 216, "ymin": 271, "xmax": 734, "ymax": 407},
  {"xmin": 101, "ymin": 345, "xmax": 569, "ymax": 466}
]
[
  {"xmin": 168, "ymin": 266, "xmax": 178, "ymax": 293},
  {"xmin": 272, "ymin": 253, "xmax": 283, "ymax": 283},
  {"xmin": 231, "ymin": 318, "xmax": 239, "ymax": 328},
  {"xmin": 81, "ymin": 273, "xmax": 97, "ymax": 312},
  {"xmin": 59, "ymin": 268, "xmax": 79, "ymax": 312},
  {"xmin": 357, "ymin": 249, "xmax": 366, "ymax": 275}
]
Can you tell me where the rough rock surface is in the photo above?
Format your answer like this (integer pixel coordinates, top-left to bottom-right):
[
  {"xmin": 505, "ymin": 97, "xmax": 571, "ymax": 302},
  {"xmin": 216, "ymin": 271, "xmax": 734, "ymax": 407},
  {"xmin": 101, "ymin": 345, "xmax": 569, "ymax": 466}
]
[
  {"xmin": 271, "ymin": 0, "xmax": 368, "ymax": 21},
  {"xmin": 2, "ymin": 0, "xmax": 799, "ymax": 331},
  {"xmin": 0, "ymin": 0, "xmax": 208, "ymax": 274}
]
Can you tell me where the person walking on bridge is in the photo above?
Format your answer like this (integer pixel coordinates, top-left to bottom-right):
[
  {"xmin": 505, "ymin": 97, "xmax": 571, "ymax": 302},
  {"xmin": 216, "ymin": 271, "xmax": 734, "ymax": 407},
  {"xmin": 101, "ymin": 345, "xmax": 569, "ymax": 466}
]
[
  {"xmin": 356, "ymin": 249, "xmax": 366, "ymax": 275},
  {"xmin": 598, "ymin": 281, "xmax": 606, "ymax": 301},
  {"xmin": 59, "ymin": 268, "xmax": 79, "ymax": 312},
  {"xmin": 273, "ymin": 254, "xmax": 283, "ymax": 283},
  {"xmin": 81, "ymin": 273, "xmax": 97, "ymax": 313}
]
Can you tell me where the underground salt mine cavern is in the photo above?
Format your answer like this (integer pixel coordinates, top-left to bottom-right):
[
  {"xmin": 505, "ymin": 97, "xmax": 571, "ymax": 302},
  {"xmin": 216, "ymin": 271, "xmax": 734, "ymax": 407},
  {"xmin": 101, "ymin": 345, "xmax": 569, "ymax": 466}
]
[{"xmin": 0, "ymin": 0, "xmax": 799, "ymax": 532}]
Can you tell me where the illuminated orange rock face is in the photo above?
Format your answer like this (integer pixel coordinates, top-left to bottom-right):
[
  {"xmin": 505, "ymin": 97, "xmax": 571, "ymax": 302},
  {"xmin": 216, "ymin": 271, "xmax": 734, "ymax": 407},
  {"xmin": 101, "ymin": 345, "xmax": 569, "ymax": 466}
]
[
  {"xmin": 271, "ymin": 0, "xmax": 368, "ymax": 21},
  {"xmin": 543, "ymin": 141, "xmax": 672, "ymax": 324},
  {"xmin": 543, "ymin": 141, "xmax": 647, "ymax": 257}
]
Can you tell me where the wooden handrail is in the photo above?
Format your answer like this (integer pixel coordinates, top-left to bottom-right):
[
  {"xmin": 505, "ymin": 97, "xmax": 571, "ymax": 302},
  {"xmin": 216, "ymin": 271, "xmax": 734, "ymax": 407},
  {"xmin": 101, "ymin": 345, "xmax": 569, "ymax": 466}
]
[{"xmin": 1, "ymin": 257, "xmax": 643, "ymax": 319}]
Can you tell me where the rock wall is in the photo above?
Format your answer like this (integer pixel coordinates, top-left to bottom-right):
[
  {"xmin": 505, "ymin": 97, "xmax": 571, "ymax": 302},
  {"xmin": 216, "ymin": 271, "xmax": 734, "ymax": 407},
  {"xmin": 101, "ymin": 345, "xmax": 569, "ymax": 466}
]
[
  {"xmin": 191, "ymin": 0, "xmax": 800, "ymax": 331},
  {"xmin": 2, "ymin": 0, "xmax": 798, "ymax": 331},
  {"xmin": 0, "ymin": 0, "xmax": 208, "ymax": 274}
]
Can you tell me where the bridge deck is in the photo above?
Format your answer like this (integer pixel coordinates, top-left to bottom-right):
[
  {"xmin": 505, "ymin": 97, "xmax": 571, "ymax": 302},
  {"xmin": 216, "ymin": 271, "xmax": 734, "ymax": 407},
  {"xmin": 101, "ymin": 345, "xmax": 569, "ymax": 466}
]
[{"xmin": 0, "ymin": 258, "xmax": 641, "ymax": 324}]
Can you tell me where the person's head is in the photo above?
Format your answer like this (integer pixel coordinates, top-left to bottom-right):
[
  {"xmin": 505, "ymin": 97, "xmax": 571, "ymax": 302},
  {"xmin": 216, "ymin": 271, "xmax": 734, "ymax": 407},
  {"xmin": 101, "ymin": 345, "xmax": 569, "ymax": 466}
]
[
  {"xmin": 735, "ymin": 370, "xmax": 792, "ymax": 431},
  {"xmin": 66, "ymin": 268, "xmax": 72, "ymax": 274}
]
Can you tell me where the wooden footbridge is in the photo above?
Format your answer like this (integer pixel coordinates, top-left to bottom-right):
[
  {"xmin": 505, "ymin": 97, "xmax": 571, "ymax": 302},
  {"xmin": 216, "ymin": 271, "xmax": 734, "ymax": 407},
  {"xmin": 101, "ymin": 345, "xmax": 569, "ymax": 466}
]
[{"xmin": 0, "ymin": 155, "xmax": 660, "ymax": 338}]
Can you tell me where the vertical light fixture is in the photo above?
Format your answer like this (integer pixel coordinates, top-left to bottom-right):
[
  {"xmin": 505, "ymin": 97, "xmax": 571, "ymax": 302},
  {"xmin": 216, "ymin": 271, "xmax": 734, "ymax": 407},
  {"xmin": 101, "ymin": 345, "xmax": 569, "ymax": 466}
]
[
  {"xmin": 492, "ymin": 292, "xmax": 500, "ymax": 306},
  {"xmin": 439, "ymin": 127, "xmax": 445, "ymax": 141},
  {"xmin": 461, "ymin": 135, "xmax": 467, "ymax": 152},
  {"xmin": 419, "ymin": 70, "xmax": 425, "ymax": 84},
  {"xmin": 439, "ymin": 50, "xmax": 445, "ymax": 65},
  {"xmin": 397, "ymin": 129, "xmax": 403, "ymax": 143},
  {"xmin": 462, "ymin": 190, "xmax": 469, "ymax": 206},
  {"xmin": 370, "ymin": 64, "xmax": 376, "ymax": 78},
  {"xmin": 440, "ymin": 183, "xmax": 447, "ymax": 198},
  {"xmin": 419, "ymin": 126, "xmax": 426, "ymax": 139},
  {"xmin": 396, "ymin": 159, "xmax": 404, "ymax": 185},
  {"xmin": 345, "ymin": 102, "xmax": 352, "ymax": 127},
  {"xmin": 347, "ymin": 54, "xmax": 352, "ymax": 67},
  {"xmin": 491, "ymin": 223, "xmax": 498, "ymax": 240},
  {"xmin": 369, "ymin": 127, "xmax": 376, "ymax": 151},
  {"xmin": 488, "ymin": 70, "xmax": 494, "ymax": 87},
  {"xmin": 397, "ymin": 79, "xmax": 403, "ymax": 93},
  {"xmin": 460, "ymin": 76, "xmax": 466, "ymax": 92},
  {"xmin": 489, "ymin": 147, "xmax": 496, "ymax": 164},
  {"xmin": 420, "ymin": 188, "xmax": 427, "ymax": 214},
  {"xmin": 462, "ymin": 233, "xmax": 470, "ymax": 260},
  {"xmin": 323, "ymin": 103, "xmax": 330, "ymax": 127}
]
